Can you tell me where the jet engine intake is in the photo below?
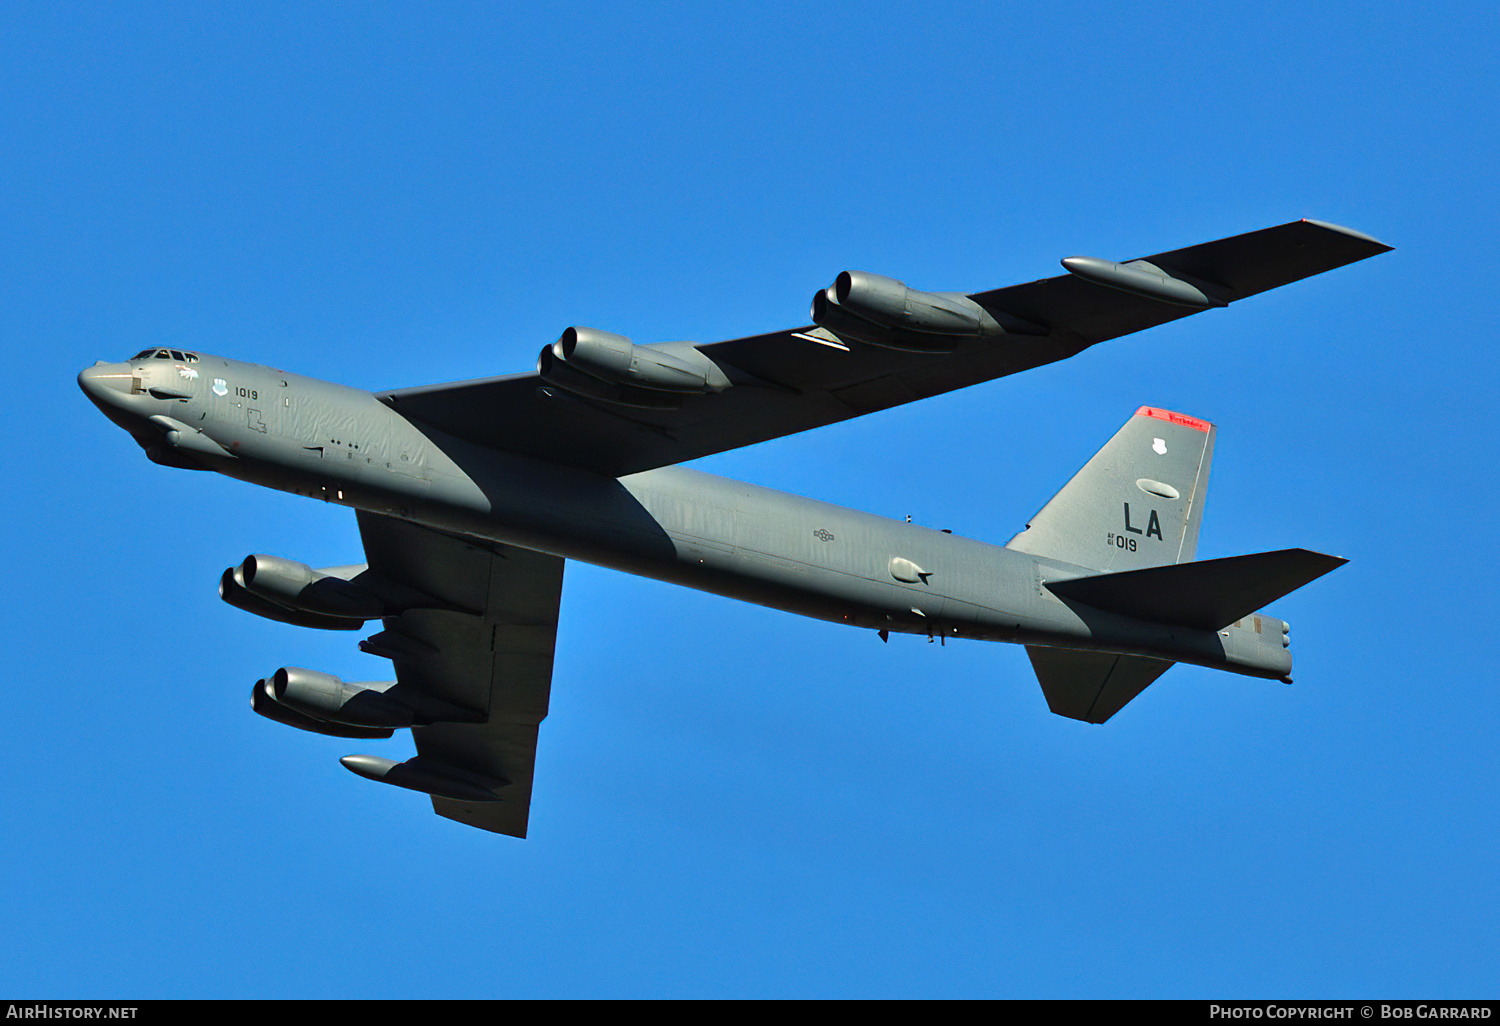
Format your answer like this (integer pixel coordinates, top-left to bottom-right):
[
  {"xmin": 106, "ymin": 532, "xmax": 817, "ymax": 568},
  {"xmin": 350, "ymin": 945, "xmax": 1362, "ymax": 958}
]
[
  {"xmin": 811, "ymin": 271, "xmax": 1044, "ymax": 352},
  {"xmin": 221, "ymin": 555, "xmax": 382, "ymax": 626},
  {"xmin": 249, "ymin": 678, "xmax": 394, "ymax": 739},
  {"xmin": 220, "ymin": 568, "xmax": 364, "ymax": 630},
  {"xmin": 537, "ymin": 327, "xmax": 731, "ymax": 406},
  {"xmin": 268, "ymin": 666, "xmax": 485, "ymax": 729},
  {"xmin": 536, "ymin": 344, "xmax": 681, "ymax": 409}
]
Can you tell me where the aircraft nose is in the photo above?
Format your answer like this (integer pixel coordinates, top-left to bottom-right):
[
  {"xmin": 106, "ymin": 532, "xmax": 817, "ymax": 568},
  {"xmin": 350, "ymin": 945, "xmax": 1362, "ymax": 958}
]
[{"xmin": 78, "ymin": 362, "xmax": 134, "ymax": 401}]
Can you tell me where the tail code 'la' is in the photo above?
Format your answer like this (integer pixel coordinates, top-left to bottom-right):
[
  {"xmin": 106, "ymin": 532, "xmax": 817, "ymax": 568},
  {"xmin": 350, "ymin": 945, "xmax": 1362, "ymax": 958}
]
[{"xmin": 1006, "ymin": 407, "xmax": 1215, "ymax": 572}]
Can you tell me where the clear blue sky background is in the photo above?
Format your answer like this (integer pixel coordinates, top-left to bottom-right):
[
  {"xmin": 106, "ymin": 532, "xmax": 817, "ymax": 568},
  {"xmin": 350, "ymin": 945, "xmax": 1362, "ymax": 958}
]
[{"xmin": 3, "ymin": 1, "xmax": 1496, "ymax": 999}]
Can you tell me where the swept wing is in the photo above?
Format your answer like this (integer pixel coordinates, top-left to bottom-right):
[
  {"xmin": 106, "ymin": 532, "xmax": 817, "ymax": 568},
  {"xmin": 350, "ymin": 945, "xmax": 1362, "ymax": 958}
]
[
  {"xmin": 379, "ymin": 219, "xmax": 1389, "ymax": 477},
  {"xmin": 352, "ymin": 511, "xmax": 565, "ymax": 837}
]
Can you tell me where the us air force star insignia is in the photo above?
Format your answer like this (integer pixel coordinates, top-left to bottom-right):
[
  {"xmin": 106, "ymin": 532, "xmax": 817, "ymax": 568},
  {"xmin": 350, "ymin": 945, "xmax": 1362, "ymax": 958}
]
[
  {"xmin": 212, "ymin": 378, "xmax": 229, "ymax": 396},
  {"xmin": 1152, "ymin": 437, "xmax": 1167, "ymax": 455}
]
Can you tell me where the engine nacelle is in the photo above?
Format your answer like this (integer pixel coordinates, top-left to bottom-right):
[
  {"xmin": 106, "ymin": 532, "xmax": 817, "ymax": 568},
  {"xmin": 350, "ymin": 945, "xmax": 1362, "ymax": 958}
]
[
  {"xmin": 535, "ymin": 343, "xmax": 681, "ymax": 409},
  {"xmin": 221, "ymin": 555, "xmax": 383, "ymax": 627},
  {"xmin": 249, "ymin": 678, "xmax": 394, "ymax": 739},
  {"xmin": 811, "ymin": 271, "xmax": 1043, "ymax": 352},
  {"xmin": 220, "ymin": 568, "xmax": 364, "ymax": 630},
  {"xmin": 268, "ymin": 667, "xmax": 485, "ymax": 729},
  {"xmin": 269, "ymin": 667, "xmax": 411, "ymax": 728},
  {"xmin": 537, "ymin": 327, "xmax": 731, "ymax": 406}
]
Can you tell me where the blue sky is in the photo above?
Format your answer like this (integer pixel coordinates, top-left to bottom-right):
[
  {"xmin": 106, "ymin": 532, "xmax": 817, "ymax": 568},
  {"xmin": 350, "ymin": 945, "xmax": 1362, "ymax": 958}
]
[{"xmin": 4, "ymin": 1, "xmax": 1497, "ymax": 998}]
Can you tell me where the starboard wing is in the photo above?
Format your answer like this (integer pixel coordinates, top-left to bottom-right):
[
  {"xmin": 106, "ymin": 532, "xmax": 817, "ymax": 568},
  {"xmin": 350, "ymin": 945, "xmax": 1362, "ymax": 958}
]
[{"xmin": 353, "ymin": 510, "xmax": 565, "ymax": 838}]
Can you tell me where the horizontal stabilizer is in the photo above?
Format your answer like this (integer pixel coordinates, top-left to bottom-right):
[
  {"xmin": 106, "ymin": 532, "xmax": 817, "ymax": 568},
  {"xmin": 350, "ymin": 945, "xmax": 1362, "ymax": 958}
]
[
  {"xmin": 1026, "ymin": 647, "xmax": 1175, "ymax": 723},
  {"xmin": 1044, "ymin": 548, "xmax": 1347, "ymax": 632}
]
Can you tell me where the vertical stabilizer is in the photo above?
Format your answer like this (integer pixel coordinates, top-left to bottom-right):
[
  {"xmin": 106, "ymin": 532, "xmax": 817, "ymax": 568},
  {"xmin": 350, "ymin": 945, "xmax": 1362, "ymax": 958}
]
[
  {"xmin": 1006, "ymin": 407, "xmax": 1215, "ymax": 572},
  {"xmin": 1025, "ymin": 647, "xmax": 1176, "ymax": 723}
]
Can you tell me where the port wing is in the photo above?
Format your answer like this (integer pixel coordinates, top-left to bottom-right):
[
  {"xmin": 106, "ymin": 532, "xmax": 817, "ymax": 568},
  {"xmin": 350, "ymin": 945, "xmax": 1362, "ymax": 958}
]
[{"xmin": 379, "ymin": 220, "xmax": 1389, "ymax": 477}]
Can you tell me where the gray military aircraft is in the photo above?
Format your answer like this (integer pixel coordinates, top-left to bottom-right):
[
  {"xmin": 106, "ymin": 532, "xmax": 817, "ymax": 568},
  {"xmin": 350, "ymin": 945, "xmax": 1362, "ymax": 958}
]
[{"xmin": 79, "ymin": 219, "xmax": 1390, "ymax": 837}]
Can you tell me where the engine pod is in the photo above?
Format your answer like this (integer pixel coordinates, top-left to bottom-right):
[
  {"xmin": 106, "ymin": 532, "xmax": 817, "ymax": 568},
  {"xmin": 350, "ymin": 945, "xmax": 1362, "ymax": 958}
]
[
  {"xmin": 249, "ymin": 679, "xmax": 395, "ymax": 739},
  {"xmin": 269, "ymin": 667, "xmax": 485, "ymax": 729},
  {"xmin": 234, "ymin": 555, "xmax": 384, "ymax": 621},
  {"xmin": 219, "ymin": 566, "xmax": 366, "ymax": 631},
  {"xmin": 548, "ymin": 328, "xmax": 731, "ymax": 394},
  {"xmin": 811, "ymin": 271, "xmax": 1044, "ymax": 352}
]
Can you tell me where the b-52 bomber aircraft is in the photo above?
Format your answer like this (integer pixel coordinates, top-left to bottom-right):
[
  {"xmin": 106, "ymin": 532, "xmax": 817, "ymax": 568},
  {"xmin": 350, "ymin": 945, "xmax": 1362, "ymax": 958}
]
[{"xmin": 79, "ymin": 219, "xmax": 1390, "ymax": 837}]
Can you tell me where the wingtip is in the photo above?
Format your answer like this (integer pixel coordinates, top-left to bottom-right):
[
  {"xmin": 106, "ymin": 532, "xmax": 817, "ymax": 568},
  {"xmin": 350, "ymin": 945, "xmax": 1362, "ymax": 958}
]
[
  {"xmin": 1296, "ymin": 549, "xmax": 1350, "ymax": 569},
  {"xmin": 1300, "ymin": 218, "xmax": 1394, "ymax": 251}
]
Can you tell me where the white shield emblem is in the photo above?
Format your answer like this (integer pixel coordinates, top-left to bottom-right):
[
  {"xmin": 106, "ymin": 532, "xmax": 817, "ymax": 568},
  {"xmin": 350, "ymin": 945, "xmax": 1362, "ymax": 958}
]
[
  {"xmin": 212, "ymin": 378, "xmax": 228, "ymax": 396},
  {"xmin": 1152, "ymin": 437, "xmax": 1167, "ymax": 455}
]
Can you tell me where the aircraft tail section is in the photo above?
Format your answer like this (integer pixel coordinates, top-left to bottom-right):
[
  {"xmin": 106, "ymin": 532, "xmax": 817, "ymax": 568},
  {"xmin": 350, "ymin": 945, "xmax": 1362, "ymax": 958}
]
[
  {"xmin": 1006, "ymin": 407, "xmax": 1215, "ymax": 572},
  {"xmin": 1002, "ymin": 406, "xmax": 1349, "ymax": 723},
  {"xmin": 1029, "ymin": 548, "xmax": 1346, "ymax": 722}
]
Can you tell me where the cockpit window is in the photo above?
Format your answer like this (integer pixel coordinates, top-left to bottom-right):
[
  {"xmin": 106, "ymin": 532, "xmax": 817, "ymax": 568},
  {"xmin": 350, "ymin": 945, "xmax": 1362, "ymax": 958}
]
[{"xmin": 131, "ymin": 347, "xmax": 198, "ymax": 362}]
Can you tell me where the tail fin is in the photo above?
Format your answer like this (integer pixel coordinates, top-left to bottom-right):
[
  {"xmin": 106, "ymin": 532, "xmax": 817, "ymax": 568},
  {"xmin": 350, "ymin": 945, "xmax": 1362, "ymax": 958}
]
[{"xmin": 1007, "ymin": 407, "xmax": 1215, "ymax": 571}]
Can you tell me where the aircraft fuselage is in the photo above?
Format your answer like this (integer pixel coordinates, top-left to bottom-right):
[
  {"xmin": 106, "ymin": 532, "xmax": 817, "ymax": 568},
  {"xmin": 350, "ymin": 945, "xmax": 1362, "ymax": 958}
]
[{"xmin": 80, "ymin": 351, "xmax": 1291, "ymax": 682}]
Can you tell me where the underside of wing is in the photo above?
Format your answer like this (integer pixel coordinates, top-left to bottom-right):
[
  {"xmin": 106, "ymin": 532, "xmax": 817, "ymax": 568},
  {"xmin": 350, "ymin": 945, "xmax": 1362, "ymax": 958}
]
[
  {"xmin": 378, "ymin": 220, "xmax": 1390, "ymax": 477},
  {"xmin": 378, "ymin": 329, "xmax": 1087, "ymax": 477},
  {"xmin": 351, "ymin": 511, "xmax": 566, "ymax": 838}
]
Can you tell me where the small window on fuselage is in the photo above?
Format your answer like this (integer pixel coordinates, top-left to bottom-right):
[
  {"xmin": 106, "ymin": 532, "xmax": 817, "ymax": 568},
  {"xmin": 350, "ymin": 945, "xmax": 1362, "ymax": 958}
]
[{"xmin": 132, "ymin": 349, "xmax": 155, "ymax": 360}]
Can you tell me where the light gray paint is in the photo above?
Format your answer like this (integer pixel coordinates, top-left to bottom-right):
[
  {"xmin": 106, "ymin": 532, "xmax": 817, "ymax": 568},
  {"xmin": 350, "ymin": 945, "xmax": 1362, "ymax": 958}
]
[
  {"xmin": 77, "ymin": 220, "xmax": 1389, "ymax": 834},
  {"xmin": 80, "ymin": 350, "xmax": 1305, "ymax": 687}
]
